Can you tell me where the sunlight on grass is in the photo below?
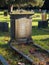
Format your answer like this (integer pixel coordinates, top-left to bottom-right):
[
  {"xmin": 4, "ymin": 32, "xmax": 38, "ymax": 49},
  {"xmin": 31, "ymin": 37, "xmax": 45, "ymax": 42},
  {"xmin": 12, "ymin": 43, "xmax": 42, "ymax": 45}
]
[
  {"xmin": 0, "ymin": 11, "xmax": 4, "ymax": 15},
  {"xmin": 32, "ymin": 13, "xmax": 41, "ymax": 20},
  {"xmin": 0, "ymin": 15, "xmax": 10, "ymax": 21},
  {"xmin": 0, "ymin": 36, "xmax": 10, "ymax": 41},
  {"xmin": 0, "ymin": 32, "xmax": 10, "ymax": 44},
  {"xmin": 32, "ymin": 35, "xmax": 49, "ymax": 40},
  {"xmin": 32, "ymin": 35, "xmax": 49, "ymax": 50},
  {"xmin": 32, "ymin": 22, "xmax": 38, "ymax": 26}
]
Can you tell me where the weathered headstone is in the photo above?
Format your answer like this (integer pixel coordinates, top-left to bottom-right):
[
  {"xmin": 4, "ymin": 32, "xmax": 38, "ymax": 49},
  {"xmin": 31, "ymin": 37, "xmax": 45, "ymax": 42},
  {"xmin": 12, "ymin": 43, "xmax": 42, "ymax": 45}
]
[{"xmin": 10, "ymin": 10, "xmax": 33, "ymax": 43}]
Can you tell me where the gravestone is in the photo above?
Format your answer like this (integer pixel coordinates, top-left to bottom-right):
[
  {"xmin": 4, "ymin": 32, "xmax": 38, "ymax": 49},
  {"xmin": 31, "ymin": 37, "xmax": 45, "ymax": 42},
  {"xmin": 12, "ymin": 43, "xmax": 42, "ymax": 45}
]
[
  {"xmin": 38, "ymin": 21, "xmax": 48, "ymax": 28},
  {"xmin": 0, "ymin": 22, "xmax": 8, "ymax": 32},
  {"xmin": 10, "ymin": 10, "xmax": 33, "ymax": 43}
]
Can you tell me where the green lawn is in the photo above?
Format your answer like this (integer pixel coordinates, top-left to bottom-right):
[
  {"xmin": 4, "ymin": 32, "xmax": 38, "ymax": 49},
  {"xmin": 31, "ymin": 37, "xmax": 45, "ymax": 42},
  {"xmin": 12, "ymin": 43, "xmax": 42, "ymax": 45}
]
[
  {"xmin": 32, "ymin": 27, "xmax": 49, "ymax": 50},
  {"xmin": 0, "ymin": 11, "xmax": 49, "ymax": 65},
  {"xmin": 32, "ymin": 12, "xmax": 49, "ymax": 50}
]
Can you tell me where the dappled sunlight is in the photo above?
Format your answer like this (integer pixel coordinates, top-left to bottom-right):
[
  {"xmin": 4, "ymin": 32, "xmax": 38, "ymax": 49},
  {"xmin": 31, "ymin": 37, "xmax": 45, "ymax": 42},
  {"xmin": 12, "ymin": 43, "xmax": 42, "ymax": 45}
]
[
  {"xmin": 0, "ymin": 32, "xmax": 10, "ymax": 44},
  {"xmin": 0, "ymin": 41, "xmax": 20, "ymax": 65},
  {"xmin": 32, "ymin": 13, "xmax": 41, "ymax": 21},
  {"xmin": 0, "ymin": 42, "xmax": 18, "ymax": 65},
  {"xmin": 0, "ymin": 14, "xmax": 10, "ymax": 21},
  {"xmin": 32, "ymin": 35, "xmax": 49, "ymax": 50},
  {"xmin": 0, "ymin": 36, "xmax": 10, "ymax": 42},
  {"xmin": 0, "ymin": 11, "xmax": 4, "ymax": 15}
]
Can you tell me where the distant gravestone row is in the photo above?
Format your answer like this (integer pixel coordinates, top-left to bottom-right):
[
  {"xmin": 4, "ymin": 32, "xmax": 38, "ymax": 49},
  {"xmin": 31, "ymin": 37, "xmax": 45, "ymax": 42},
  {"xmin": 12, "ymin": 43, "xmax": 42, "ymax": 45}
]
[{"xmin": 0, "ymin": 22, "xmax": 8, "ymax": 32}]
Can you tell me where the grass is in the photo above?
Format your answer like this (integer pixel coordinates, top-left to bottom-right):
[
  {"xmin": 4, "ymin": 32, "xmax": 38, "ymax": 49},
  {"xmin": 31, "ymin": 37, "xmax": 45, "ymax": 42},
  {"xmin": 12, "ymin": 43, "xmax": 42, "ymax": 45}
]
[
  {"xmin": 0, "ymin": 32, "xmax": 26, "ymax": 65},
  {"xmin": 32, "ymin": 27, "xmax": 49, "ymax": 50},
  {"xmin": 12, "ymin": 43, "xmax": 42, "ymax": 64},
  {"xmin": 0, "ymin": 11, "xmax": 49, "ymax": 65},
  {"xmin": 32, "ymin": 12, "xmax": 49, "ymax": 50},
  {"xmin": 12, "ymin": 41, "xmax": 49, "ymax": 64}
]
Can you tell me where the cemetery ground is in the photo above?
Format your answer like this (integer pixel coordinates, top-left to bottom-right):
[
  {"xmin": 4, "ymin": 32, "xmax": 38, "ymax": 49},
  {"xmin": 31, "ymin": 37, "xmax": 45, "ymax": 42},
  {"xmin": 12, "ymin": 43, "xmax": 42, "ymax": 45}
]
[{"xmin": 0, "ymin": 11, "xmax": 49, "ymax": 65}]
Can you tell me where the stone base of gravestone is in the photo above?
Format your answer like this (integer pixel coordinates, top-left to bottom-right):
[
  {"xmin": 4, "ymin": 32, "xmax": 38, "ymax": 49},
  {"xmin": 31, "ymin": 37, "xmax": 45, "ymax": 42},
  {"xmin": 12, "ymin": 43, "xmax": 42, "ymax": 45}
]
[
  {"xmin": 38, "ymin": 21, "xmax": 48, "ymax": 28},
  {"xmin": 0, "ymin": 22, "xmax": 8, "ymax": 32}
]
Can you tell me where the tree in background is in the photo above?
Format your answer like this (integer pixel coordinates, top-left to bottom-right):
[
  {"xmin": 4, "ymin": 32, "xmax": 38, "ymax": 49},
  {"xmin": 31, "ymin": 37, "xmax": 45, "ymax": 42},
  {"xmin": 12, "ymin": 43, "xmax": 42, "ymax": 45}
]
[
  {"xmin": 0, "ymin": 0, "xmax": 6, "ymax": 7},
  {"xmin": 5, "ymin": 0, "xmax": 15, "ymax": 12},
  {"xmin": 14, "ymin": 0, "xmax": 45, "ymax": 8},
  {"xmin": 42, "ymin": 0, "xmax": 49, "ymax": 10},
  {"xmin": 0, "ymin": 0, "xmax": 45, "ymax": 12}
]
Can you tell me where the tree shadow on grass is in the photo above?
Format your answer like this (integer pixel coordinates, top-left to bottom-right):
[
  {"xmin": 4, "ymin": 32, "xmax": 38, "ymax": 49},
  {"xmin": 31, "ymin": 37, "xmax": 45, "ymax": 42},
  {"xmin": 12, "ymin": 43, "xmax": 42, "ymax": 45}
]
[
  {"xmin": 35, "ymin": 38, "xmax": 49, "ymax": 42},
  {"xmin": 40, "ymin": 38, "xmax": 49, "ymax": 41},
  {"xmin": 32, "ymin": 26, "xmax": 49, "ymax": 36},
  {"xmin": 34, "ymin": 38, "xmax": 49, "ymax": 46},
  {"xmin": 0, "ymin": 43, "xmax": 12, "ymax": 54},
  {"xmin": 40, "ymin": 38, "xmax": 49, "ymax": 45},
  {"xmin": 0, "ymin": 43, "xmax": 9, "ymax": 49},
  {"xmin": 0, "ymin": 32, "xmax": 10, "ymax": 36}
]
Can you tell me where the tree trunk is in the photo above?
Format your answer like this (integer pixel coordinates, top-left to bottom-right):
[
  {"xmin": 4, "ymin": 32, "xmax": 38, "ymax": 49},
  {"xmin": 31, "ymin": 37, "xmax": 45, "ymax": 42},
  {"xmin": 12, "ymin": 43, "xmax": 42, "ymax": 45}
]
[
  {"xmin": 8, "ymin": 4, "xmax": 13, "ymax": 13},
  {"xmin": 11, "ymin": 4, "xmax": 13, "ymax": 13}
]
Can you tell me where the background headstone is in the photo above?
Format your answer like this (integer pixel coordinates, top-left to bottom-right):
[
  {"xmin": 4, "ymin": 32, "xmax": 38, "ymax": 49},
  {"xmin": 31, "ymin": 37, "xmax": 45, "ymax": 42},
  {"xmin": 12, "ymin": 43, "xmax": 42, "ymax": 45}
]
[{"xmin": 0, "ymin": 22, "xmax": 8, "ymax": 32}]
